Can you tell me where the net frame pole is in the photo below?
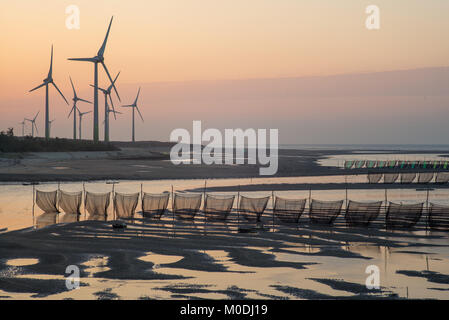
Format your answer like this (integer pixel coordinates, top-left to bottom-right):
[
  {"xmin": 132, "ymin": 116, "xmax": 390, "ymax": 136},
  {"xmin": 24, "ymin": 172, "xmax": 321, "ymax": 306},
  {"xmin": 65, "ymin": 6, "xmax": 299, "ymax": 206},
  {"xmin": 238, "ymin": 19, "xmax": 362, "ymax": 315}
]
[
  {"xmin": 83, "ymin": 182, "xmax": 86, "ymax": 220},
  {"xmin": 171, "ymin": 185, "xmax": 175, "ymax": 237},
  {"xmin": 426, "ymin": 188, "xmax": 430, "ymax": 232},
  {"xmin": 112, "ymin": 183, "xmax": 116, "ymax": 221},
  {"xmin": 140, "ymin": 183, "xmax": 143, "ymax": 217},
  {"xmin": 32, "ymin": 184, "xmax": 35, "ymax": 228},
  {"xmin": 203, "ymin": 180, "xmax": 207, "ymax": 223},
  {"xmin": 57, "ymin": 181, "xmax": 60, "ymax": 224},
  {"xmin": 271, "ymin": 191, "xmax": 275, "ymax": 232},
  {"xmin": 237, "ymin": 185, "xmax": 240, "ymax": 231},
  {"xmin": 308, "ymin": 187, "xmax": 312, "ymax": 216}
]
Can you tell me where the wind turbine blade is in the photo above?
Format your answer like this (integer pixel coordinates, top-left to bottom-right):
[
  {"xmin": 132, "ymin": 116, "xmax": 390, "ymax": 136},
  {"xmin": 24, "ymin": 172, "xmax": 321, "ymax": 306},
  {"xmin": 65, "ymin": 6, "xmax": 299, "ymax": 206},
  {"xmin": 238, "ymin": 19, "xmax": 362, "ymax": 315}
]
[
  {"xmin": 121, "ymin": 105, "xmax": 133, "ymax": 108},
  {"xmin": 101, "ymin": 62, "xmax": 120, "ymax": 101},
  {"xmin": 68, "ymin": 105, "xmax": 75, "ymax": 118},
  {"xmin": 67, "ymin": 57, "xmax": 96, "ymax": 62},
  {"xmin": 34, "ymin": 111, "xmax": 40, "ymax": 121},
  {"xmin": 97, "ymin": 16, "xmax": 113, "ymax": 57},
  {"xmin": 109, "ymin": 95, "xmax": 117, "ymax": 120},
  {"xmin": 52, "ymin": 82, "xmax": 69, "ymax": 105},
  {"xmin": 108, "ymin": 71, "xmax": 120, "ymax": 91},
  {"xmin": 48, "ymin": 45, "xmax": 53, "ymax": 78},
  {"xmin": 69, "ymin": 76, "xmax": 76, "ymax": 97},
  {"xmin": 34, "ymin": 122, "xmax": 38, "ymax": 135},
  {"xmin": 78, "ymin": 98, "xmax": 92, "ymax": 104},
  {"xmin": 29, "ymin": 82, "xmax": 46, "ymax": 92},
  {"xmin": 134, "ymin": 87, "xmax": 141, "ymax": 105},
  {"xmin": 136, "ymin": 106, "xmax": 144, "ymax": 122}
]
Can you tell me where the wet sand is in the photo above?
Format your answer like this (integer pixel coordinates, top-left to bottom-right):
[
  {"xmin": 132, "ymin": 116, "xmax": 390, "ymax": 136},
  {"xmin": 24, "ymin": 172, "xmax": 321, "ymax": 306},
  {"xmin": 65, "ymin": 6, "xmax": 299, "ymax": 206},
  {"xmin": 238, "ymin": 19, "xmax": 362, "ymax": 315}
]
[{"xmin": 0, "ymin": 211, "xmax": 448, "ymax": 299}]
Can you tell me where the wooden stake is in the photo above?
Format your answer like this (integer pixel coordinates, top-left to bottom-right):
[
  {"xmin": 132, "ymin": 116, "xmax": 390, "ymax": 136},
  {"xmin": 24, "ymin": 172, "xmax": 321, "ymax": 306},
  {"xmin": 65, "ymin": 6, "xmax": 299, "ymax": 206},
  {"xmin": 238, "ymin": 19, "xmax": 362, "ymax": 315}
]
[
  {"xmin": 83, "ymin": 182, "xmax": 86, "ymax": 220},
  {"xmin": 272, "ymin": 191, "xmax": 275, "ymax": 232},
  {"xmin": 171, "ymin": 185, "xmax": 175, "ymax": 237},
  {"xmin": 32, "ymin": 184, "xmax": 35, "ymax": 228}
]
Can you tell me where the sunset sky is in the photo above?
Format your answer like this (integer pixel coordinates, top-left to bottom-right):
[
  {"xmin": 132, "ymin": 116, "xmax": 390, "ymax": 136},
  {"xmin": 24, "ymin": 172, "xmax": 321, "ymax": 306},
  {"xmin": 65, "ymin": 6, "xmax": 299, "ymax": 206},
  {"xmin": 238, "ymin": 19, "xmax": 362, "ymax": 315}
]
[{"xmin": 1, "ymin": 0, "xmax": 449, "ymax": 144}]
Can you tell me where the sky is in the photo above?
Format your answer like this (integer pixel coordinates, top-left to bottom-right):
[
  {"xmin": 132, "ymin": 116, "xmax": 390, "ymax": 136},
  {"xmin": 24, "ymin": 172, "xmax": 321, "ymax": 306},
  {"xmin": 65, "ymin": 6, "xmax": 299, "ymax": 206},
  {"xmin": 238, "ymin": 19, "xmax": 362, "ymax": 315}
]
[{"xmin": 0, "ymin": 0, "xmax": 448, "ymax": 144}]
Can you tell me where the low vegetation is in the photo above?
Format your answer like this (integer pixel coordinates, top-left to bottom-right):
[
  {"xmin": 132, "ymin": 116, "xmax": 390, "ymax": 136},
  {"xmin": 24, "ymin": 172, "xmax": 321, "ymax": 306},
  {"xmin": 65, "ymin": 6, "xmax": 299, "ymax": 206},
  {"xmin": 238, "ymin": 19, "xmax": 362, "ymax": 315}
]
[{"xmin": 0, "ymin": 128, "xmax": 119, "ymax": 153}]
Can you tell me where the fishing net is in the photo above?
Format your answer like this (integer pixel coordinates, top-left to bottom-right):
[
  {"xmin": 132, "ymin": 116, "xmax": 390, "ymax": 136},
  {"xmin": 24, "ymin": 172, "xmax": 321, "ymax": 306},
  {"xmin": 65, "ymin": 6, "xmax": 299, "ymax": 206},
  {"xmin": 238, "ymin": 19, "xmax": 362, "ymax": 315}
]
[
  {"xmin": 58, "ymin": 190, "xmax": 82, "ymax": 215},
  {"xmin": 203, "ymin": 194, "xmax": 235, "ymax": 221},
  {"xmin": 173, "ymin": 193, "xmax": 202, "ymax": 220},
  {"xmin": 354, "ymin": 160, "xmax": 366, "ymax": 169},
  {"xmin": 35, "ymin": 190, "xmax": 59, "ymax": 213},
  {"xmin": 273, "ymin": 197, "xmax": 306, "ymax": 223},
  {"xmin": 435, "ymin": 172, "xmax": 449, "ymax": 184},
  {"xmin": 417, "ymin": 172, "xmax": 434, "ymax": 184},
  {"xmin": 239, "ymin": 195, "xmax": 270, "ymax": 222},
  {"xmin": 85, "ymin": 191, "xmax": 111, "ymax": 218},
  {"xmin": 345, "ymin": 200, "xmax": 383, "ymax": 226},
  {"xmin": 400, "ymin": 173, "xmax": 416, "ymax": 184},
  {"xmin": 428, "ymin": 203, "xmax": 449, "ymax": 231},
  {"xmin": 344, "ymin": 161, "xmax": 354, "ymax": 169},
  {"xmin": 386, "ymin": 202, "xmax": 423, "ymax": 228},
  {"xmin": 309, "ymin": 199, "xmax": 343, "ymax": 224},
  {"xmin": 384, "ymin": 173, "xmax": 399, "ymax": 184},
  {"xmin": 114, "ymin": 192, "xmax": 140, "ymax": 219},
  {"xmin": 142, "ymin": 192, "xmax": 170, "ymax": 219},
  {"xmin": 367, "ymin": 173, "xmax": 382, "ymax": 184}
]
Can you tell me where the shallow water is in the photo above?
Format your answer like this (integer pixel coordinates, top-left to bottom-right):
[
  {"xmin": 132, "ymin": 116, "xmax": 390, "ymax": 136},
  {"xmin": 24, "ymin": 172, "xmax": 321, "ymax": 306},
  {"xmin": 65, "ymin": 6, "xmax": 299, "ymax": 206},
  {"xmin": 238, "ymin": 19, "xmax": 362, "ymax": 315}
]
[{"xmin": 1, "ymin": 177, "xmax": 449, "ymax": 232}]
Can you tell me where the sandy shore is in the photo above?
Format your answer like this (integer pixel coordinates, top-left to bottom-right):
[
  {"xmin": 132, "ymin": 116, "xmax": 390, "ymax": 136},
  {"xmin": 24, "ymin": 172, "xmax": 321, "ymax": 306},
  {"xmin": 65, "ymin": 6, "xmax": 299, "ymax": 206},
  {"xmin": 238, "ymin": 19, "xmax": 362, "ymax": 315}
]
[{"xmin": 1, "ymin": 145, "xmax": 448, "ymax": 182}]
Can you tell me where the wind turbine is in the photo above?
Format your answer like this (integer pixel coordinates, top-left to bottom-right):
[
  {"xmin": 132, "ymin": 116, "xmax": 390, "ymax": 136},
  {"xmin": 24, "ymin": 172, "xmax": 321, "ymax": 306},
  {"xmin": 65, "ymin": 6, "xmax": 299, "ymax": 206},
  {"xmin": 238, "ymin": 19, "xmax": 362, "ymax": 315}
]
[
  {"xmin": 121, "ymin": 87, "xmax": 144, "ymax": 142},
  {"xmin": 19, "ymin": 119, "xmax": 26, "ymax": 136},
  {"xmin": 90, "ymin": 71, "xmax": 120, "ymax": 142},
  {"xmin": 49, "ymin": 119, "xmax": 55, "ymax": 137},
  {"xmin": 68, "ymin": 77, "xmax": 91, "ymax": 140},
  {"xmin": 25, "ymin": 111, "xmax": 39, "ymax": 138},
  {"xmin": 29, "ymin": 45, "xmax": 68, "ymax": 139},
  {"xmin": 68, "ymin": 16, "xmax": 120, "ymax": 142},
  {"xmin": 78, "ymin": 110, "xmax": 92, "ymax": 140}
]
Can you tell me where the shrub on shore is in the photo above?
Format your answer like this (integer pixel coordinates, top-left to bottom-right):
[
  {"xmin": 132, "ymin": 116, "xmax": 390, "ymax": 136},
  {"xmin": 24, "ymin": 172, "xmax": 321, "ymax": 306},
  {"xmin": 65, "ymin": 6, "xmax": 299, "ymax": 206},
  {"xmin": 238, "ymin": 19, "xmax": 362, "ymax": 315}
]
[{"xmin": 0, "ymin": 128, "xmax": 119, "ymax": 153}]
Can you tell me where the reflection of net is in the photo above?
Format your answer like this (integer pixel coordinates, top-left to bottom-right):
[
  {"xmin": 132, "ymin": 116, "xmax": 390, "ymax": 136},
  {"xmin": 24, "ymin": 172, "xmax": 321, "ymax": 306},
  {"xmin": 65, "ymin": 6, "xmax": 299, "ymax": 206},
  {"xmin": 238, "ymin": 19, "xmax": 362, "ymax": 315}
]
[
  {"xmin": 417, "ymin": 172, "xmax": 434, "ymax": 184},
  {"xmin": 203, "ymin": 194, "xmax": 235, "ymax": 221},
  {"xmin": 435, "ymin": 172, "xmax": 449, "ymax": 184},
  {"xmin": 428, "ymin": 203, "xmax": 449, "ymax": 230},
  {"xmin": 35, "ymin": 190, "xmax": 59, "ymax": 213},
  {"xmin": 367, "ymin": 173, "xmax": 382, "ymax": 184},
  {"xmin": 239, "ymin": 196, "xmax": 270, "ymax": 222},
  {"xmin": 309, "ymin": 199, "xmax": 343, "ymax": 224},
  {"xmin": 36, "ymin": 212, "xmax": 58, "ymax": 228},
  {"xmin": 58, "ymin": 190, "xmax": 82, "ymax": 215},
  {"xmin": 383, "ymin": 173, "xmax": 399, "ymax": 184},
  {"xmin": 345, "ymin": 200, "xmax": 382, "ymax": 226},
  {"xmin": 114, "ymin": 192, "xmax": 139, "ymax": 219},
  {"xmin": 85, "ymin": 192, "xmax": 111, "ymax": 218},
  {"xmin": 400, "ymin": 173, "xmax": 416, "ymax": 184},
  {"xmin": 142, "ymin": 192, "xmax": 170, "ymax": 219},
  {"xmin": 273, "ymin": 197, "xmax": 306, "ymax": 223},
  {"xmin": 173, "ymin": 193, "xmax": 202, "ymax": 220},
  {"xmin": 386, "ymin": 202, "xmax": 423, "ymax": 228}
]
